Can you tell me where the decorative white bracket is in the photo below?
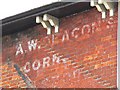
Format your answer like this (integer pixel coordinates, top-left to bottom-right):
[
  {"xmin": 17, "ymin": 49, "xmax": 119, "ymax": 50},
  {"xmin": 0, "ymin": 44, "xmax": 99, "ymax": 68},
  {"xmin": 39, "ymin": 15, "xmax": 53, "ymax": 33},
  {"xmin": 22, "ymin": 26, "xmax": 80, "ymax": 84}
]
[
  {"xmin": 103, "ymin": 2, "xmax": 115, "ymax": 16},
  {"xmin": 36, "ymin": 16, "xmax": 51, "ymax": 35},
  {"xmin": 90, "ymin": 0, "xmax": 98, "ymax": 6},
  {"xmin": 96, "ymin": 4, "xmax": 107, "ymax": 18},
  {"xmin": 90, "ymin": 0, "xmax": 115, "ymax": 19},
  {"xmin": 98, "ymin": 0, "xmax": 104, "ymax": 4},
  {"xmin": 36, "ymin": 14, "xmax": 59, "ymax": 35},
  {"xmin": 43, "ymin": 14, "xmax": 59, "ymax": 33}
]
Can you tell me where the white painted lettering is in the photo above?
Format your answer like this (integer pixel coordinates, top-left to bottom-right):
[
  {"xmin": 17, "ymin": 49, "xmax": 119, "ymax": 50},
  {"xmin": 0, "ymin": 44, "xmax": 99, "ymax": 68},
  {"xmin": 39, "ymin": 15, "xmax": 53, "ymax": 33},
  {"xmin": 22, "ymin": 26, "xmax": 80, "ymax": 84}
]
[
  {"xmin": 43, "ymin": 57, "xmax": 50, "ymax": 68},
  {"xmin": 81, "ymin": 25, "xmax": 91, "ymax": 35},
  {"xmin": 32, "ymin": 60, "xmax": 41, "ymax": 70},
  {"xmin": 91, "ymin": 22, "xmax": 98, "ymax": 33},
  {"xmin": 52, "ymin": 54, "xmax": 60, "ymax": 64},
  {"xmin": 28, "ymin": 39, "xmax": 37, "ymax": 51},
  {"xmin": 72, "ymin": 28, "xmax": 79, "ymax": 38},
  {"xmin": 23, "ymin": 62, "xmax": 31, "ymax": 73},
  {"xmin": 108, "ymin": 17, "xmax": 114, "ymax": 25},
  {"xmin": 61, "ymin": 58, "xmax": 67, "ymax": 64},
  {"xmin": 62, "ymin": 31, "xmax": 69, "ymax": 42},
  {"xmin": 16, "ymin": 44, "xmax": 24, "ymax": 56},
  {"xmin": 52, "ymin": 34, "xmax": 55, "ymax": 44}
]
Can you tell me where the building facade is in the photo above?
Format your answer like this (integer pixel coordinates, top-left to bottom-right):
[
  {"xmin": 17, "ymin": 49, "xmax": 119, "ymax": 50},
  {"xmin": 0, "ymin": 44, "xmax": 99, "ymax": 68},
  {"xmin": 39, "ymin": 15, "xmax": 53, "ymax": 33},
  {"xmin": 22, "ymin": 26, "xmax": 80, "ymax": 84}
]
[{"xmin": 1, "ymin": 1, "xmax": 118, "ymax": 88}]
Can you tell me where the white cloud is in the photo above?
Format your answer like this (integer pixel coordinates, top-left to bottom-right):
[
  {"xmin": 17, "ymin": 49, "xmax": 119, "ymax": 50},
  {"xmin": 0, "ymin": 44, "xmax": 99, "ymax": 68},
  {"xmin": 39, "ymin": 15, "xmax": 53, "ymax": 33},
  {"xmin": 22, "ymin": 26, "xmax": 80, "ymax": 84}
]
[{"xmin": 0, "ymin": 0, "xmax": 59, "ymax": 20}]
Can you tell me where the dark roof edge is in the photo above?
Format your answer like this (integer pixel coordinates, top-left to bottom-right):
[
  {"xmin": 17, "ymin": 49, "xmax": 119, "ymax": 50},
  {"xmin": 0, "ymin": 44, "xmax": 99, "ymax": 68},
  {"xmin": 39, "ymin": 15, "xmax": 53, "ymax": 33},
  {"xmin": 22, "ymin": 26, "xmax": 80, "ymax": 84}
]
[
  {"xmin": 2, "ymin": 2, "xmax": 92, "ymax": 36},
  {"xmin": 2, "ymin": 2, "xmax": 70, "ymax": 24}
]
